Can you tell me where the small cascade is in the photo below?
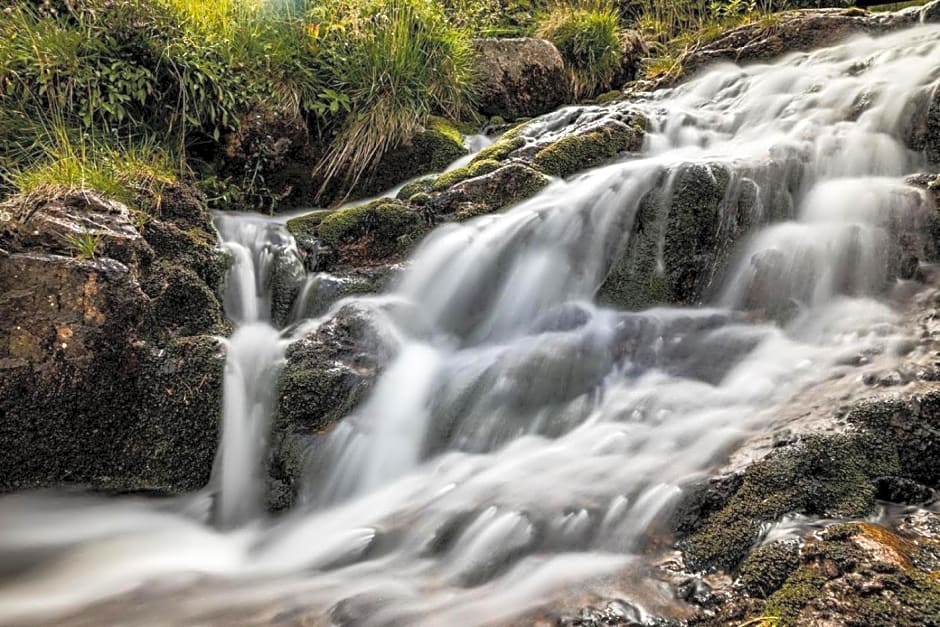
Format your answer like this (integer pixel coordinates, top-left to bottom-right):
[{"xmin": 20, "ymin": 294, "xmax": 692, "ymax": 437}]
[
  {"xmin": 212, "ymin": 215, "xmax": 301, "ymax": 527},
  {"xmin": 0, "ymin": 22, "xmax": 939, "ymax": 627}
]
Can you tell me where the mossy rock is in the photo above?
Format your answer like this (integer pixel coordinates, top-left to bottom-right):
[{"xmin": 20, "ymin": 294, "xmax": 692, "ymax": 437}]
[
  {"xmin": 317, "ymin": 199, "xmax": 426, "ymax": 262},
  {"xmin": 679, "ymin": 433, "xmax": 900, "ymax": 573},
  {"xmin": 358, "ymin": 117, "xmax": 467, "ymax": 196},
  {"xmin": 431, "ymin": 159, "xmax": 502, "ymax": 192},
  {"xmin": 737, "ymin": 539, "xmax": 803, "ymax": 599},
  {"xmin": 396, "ymin": 176, "xmax": 436, "ymax": 201},
  {"xmin": 471, "ymin": 133, "xmax": 527, "ymax": 164},
  {"xmin": 598, "ymin": 162, "xmax": 736, "ymax": 310},
  {"xmin": 432, "ymin": 163, "xmax": 550, "ymax": 219},
  {"xmin": 285, "ymin": 209, "xmax": 335, "ymax": 241},
  {"xmin": 756, "ymin": 522, "xmax": 940, "ymax": 627},
  {"xmin": 531, "ymin": 118, "xmax": 644, "ymax": 178}
]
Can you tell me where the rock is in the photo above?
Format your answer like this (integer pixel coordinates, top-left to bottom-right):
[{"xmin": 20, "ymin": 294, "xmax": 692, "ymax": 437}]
[
  {"xmin": 271, "ymin": 303, "xmax": 399, "ymax": 506},
  {"xmin": 430, "ymin": 163, "xmax": 551, "ymax": 220},
  {"xmin": 473, "ymin": 37, "xmax": 570, "ymax": 121},
  {"xmin": 923, "ymin": 0, "xmax": 940, "ymax": 24},
  {"xmin": 645, "ymin": 7, "xmax": 924, "ymax": 90},
  {"xmin": 314, "ymin": 199, "xmax": 427, "ymax": 269},
  {"xmin": 531, "ymin": 117, "xmax": 645, "ymax": 179},
  {"xmin": 611, "ymin": 29, "xmax": 647, "ymax": 89},
  {"xmin": 0, "ymin": 188, "xmax": 226, "ymax": 494},
  {"xmin": 736, "ymin": 539, "xmax": 803, "ymax": 600},
  {"xmin": 356, "ymin": 118, "xmax": 467, "ymax": 197},
  {"xmin": 270, "ymin": 246, "xmax": 307, "ymax": 327}
]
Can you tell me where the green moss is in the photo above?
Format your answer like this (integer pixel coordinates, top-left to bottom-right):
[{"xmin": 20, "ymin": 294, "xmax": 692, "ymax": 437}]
[
  {"xmin": 285, "ymin": 209, "xmax": 335, "ymax": 240},
  {"xmin": 317, "ymin": 199, "xmax": 423, "ymax": 259},
  {"xmin": 428, "ymin": 116, "xmax": 465, "ymax": 146},
  {"xmin": 396, "ymin": 176, "xmax": 436, "ymax": 200},
  {"xmin": 738, "ymin": 540, "xmax": 803, "ymax": 599},
  {"xmin": 471, "ymin": 134, "xmax": 526, "ymax": 164},
  {"xmin": 449, "ymin": 163, "xmax": 550, "ymax": 220},
  {"xmin": 431, "ymin": 159, "xmax": 501, "ymax": 192},
  {"xmin": 763, "ymin": 565, "xmax": 829, "ymax": 626},
  {"xmin": 408, "ymin": 192, "xmax": 432, "ymax": 205},
  {"xmin": 680, "ymin": 433, "xmax": 900, "ymax": 572},
  {"xmin": 532, "ymin": 120, "xmax": 642, "ymax": 178}
]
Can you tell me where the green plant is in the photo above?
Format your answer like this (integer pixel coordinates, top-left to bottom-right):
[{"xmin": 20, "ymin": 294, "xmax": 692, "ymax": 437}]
[
  {"xmin": 308, "ymin": 0, "xmax": 477, "ymax": 198},
  {"xmin": 64, "ymin": 230, "xmax": 104, "ymax": 260},
  {"xmin": 536, "ymin": 1, "xmax": 623, "ymax": 99}
]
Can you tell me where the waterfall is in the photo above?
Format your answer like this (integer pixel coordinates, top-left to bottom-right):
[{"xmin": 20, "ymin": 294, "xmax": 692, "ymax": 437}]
[
  {"xmin": 212, "ymin": 215, "xmax": 296, "ymax": 527},
  {"xmin": 0, "ymin": 23, "xmax": 938, "ymax": 627}
]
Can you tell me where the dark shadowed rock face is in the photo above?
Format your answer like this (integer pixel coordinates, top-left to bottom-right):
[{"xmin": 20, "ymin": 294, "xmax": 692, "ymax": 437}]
[
  {"xmin": 0, "ymin": 187, "xmax": 227, "ymax": 494},
  {"xmin": 473, "ymin": 37, "xmax": 571, "ymax": 121}
]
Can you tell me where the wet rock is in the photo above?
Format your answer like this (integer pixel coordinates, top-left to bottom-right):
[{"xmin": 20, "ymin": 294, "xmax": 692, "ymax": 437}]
[
  {"xmin": 599, "ymin": 160, "xmax": 778, "ymax": 310},
  {"xmin": 430, "ymin": 163, "xmax": 551, "ymax": 220},
  {"xmin": 314, "ymin": 199, "xmax": 427, "ymax": 269},
  {"xmin": 646, "ymin": 7, "xmax": 925, "ymax": 90},
  {"xmin": 736, "ymin": 539, "xmax": 802, "ymax": 599},
  {"xmin": 473, "ymin": 37, "xmax": 570, "ymax": 121},
  {"xmin": 531, "ymin": 117, "xmax": 645, "ymax": 179},
  {"xmin": 271, "ymin": 303, "xmax": 400, "ymax": 505},
  {"xmin": 270, "ymin": 247, "xmax": 307, "ymax": 327},
  {"xmin": 611, "ymin": 29, "xmax": 648, "ymax": 89},
  {"xmin": 0, "ymin": 189, "xmax": 225, "ymax": 494}
]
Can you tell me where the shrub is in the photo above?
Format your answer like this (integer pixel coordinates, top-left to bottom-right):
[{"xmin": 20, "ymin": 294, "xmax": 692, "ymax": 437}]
[
  {"xmin": 536, "ymin": 1, "xmax": 623, "ymax": 99},
  {"xmin": 308, "ymin": 0, "xmax": 477, "ymax": 198}
]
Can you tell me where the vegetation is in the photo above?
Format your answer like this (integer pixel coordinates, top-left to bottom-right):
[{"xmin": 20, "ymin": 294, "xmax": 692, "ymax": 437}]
[{"xmin": 536, "ymin": 2, "xmax": 623, "ymax": 99}]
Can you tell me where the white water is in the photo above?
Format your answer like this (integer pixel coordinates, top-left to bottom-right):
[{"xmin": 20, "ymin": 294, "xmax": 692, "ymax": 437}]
[{"xmin": 1, "ymin": 24, "xmax": 939, "ymax": 626}]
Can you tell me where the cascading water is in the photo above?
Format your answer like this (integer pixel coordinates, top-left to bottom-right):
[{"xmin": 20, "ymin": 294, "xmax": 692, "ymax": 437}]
[
  {"xmin": 1, "ymin": 23, "xmax": 939, "ymax": 626},
  {"xmin": 212, "ymin": 215, "xmax": 297, "ymax": 527}
]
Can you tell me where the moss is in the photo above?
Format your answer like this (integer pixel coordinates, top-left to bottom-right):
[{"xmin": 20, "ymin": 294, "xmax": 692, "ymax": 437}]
[
  {"xmin": 471, "ymin": 135, "xmax": 526, "ymax": 164},
  {"xmin": 738, "ymin": 540, "xmax": 803, "ymax": 599},
  {"xmin": 431, "ymin": 159, "xmax": 501, "ymax": 192},
  {"xmin": 285, "ymin": 209, "xmax": 335, "ymax": 241},
  {"xmin": 531, "ymin": 119, "xmax": 643, "ymax": 178},
  {"xmin": 754, "ymin": 523, "xmax": 940, "ymax": 627},
  {"xmin": 152, "ymin": 264, "xmax": 227, "ymax": 337},
  {"xmin": 680, "ymin": 433, "xmax": 900, "ymax": 572},
  {"xmin": 359, "ymin": 118, "xmax": 467, "ymax": 196},
  {"xmin": 489, "ymin": 115, "xmax": 506, "ymax": 127},
  {"xmin": 408, "ymin": 192, "xmax": 432, "ymax": 205},
  {"xmin": 317, "ymin": 199, "xmax": 424, "ymax": 260},
  {"xmin": 396, "ymin": 176, "xmax": 436, "ymax": 200},
  {"xmin": 446, "ymin": 163, "xmax": 550, "ymax": 220}
]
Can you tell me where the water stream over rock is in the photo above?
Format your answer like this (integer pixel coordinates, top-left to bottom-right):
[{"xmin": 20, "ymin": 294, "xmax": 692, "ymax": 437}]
[{"xmin": 0, "ymin": 23, "xmax": 939, "ymax": 626}]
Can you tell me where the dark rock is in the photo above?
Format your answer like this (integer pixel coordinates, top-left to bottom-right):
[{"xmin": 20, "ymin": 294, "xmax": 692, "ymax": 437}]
[
  {"xmin": 0, "ymin": 190, "xmax": 225, "ymax": 494},
  {"xmin": 736, "ymin": 539, "xmax": 802, "ymax": 599},
  {"xmin": 312, "ymin": 199, "xmax": 427, "ymax": 269},
  {"xmin": 270, "ymin": 247, "xmax": 307, "ymax": 327},
  {"xmin": 270, "ymin": 303, "xmax": 399, "ymax": 505},
  {"xmin": 473, "ymin": 37, "xmax": 570, "ymax": 121}
]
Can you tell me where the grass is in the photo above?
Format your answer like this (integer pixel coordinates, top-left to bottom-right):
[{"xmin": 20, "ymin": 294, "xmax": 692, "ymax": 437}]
[
  {"xmin": 536, "ymin": 1, "xmax": 623, "ymax": 99},
  {"xmin": 64, "ymin": 230, "xmax": 104, "ymax": 260},
  {"xmin": 309, "ymin": 0, "xmax": 477, "ymax": 198}
]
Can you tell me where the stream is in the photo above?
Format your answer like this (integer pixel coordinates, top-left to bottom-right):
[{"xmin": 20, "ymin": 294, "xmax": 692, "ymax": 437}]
[{"xmin": 1, "ymin": 22, "xmax": 939, "ymax": 627}]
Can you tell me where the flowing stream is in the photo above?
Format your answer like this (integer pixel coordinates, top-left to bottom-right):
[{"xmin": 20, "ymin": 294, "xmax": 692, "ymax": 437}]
[{"xmin": 1, "ymin": 24, "xmax": 939, "ymax": 626}]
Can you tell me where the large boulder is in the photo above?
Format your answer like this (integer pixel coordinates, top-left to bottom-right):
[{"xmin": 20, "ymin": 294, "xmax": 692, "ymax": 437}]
[
  {"xmin": 0, "ymin": 188, "xmax": 226, "ymax": 494},
  {"xmin": 473, "ymin": 37, "xmax": 571, "ymax": 121}
]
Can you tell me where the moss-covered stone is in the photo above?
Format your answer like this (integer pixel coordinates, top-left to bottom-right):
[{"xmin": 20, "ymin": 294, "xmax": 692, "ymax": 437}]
[
  {"xmin": 409, "ymin": 192, "xmax": 433, "ymax": 206},
  {"xmin": 396, "ymin": 176, "xmax": 436, "ymax": 201},
  {"xmin": 431, "ymin": 159, "xmax": 502, "ymax": 192},
  {"xmin": 531, "ymin": 118, "xmax": 644, "ymax": 178},
  {"xmin": 285, "ymin": 209, "xmax": 335, "ymax": 241},
  {"xmin": 317, "ymin": 199, "xmax": 426, "ymax": 264},
  {"xmin": 471, "ymin": 133, "xmax": 527, "ymax": 164},
  {"xmin": 737, "ymin": 539, "xmax": 803, "ymax": 599},
  {"xmin": 359, "ymin": 117, "xmax": 467, "ymax": 196},
  {"xmin": 599, "ymin": 162, "xmax": 736, "ymax": 310},
  {"xmin": 432, "ymin": 163, "xmax": 550, "ymax": 219},
  {"xmin": 679, "ymin": 433, "xmax": 900, "ymax": 573}
]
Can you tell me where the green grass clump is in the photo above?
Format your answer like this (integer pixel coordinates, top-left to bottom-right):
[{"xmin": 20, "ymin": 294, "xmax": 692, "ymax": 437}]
[
  {"xmin": 309, "ymin": 0, "xmax": 477, "ymax": 198},
  {"xmin": 536, "ymin": 1, "xmax": 623, "ymax": 99}
]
